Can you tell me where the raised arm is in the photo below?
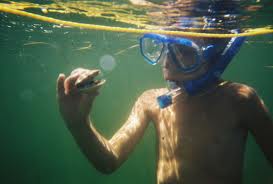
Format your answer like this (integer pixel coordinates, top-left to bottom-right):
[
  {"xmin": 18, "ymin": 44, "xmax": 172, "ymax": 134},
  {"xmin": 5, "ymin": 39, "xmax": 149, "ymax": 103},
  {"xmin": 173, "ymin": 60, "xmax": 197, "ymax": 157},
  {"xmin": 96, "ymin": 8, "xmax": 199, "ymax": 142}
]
[
  {"xmin": 241, "ymin": 87, "xmax": 273, "ymax": 167},
  {"xmin": 56, "ymin": 68, "xmax": 152, "ymax": 174}
]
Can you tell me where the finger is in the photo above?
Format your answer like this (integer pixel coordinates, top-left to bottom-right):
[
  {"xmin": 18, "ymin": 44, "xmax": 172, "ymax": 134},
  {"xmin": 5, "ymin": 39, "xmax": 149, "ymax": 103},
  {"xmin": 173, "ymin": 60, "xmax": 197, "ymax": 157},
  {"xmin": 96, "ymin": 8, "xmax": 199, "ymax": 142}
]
[
  {"xmin": 75, "ymin": 69, "xmax": 101, "ymax": 86},
  {"xmin": 64, "ymin": 73, "xmax": 81, "ymax": 95},
  {"xmin": 57, "ymin": 73, "xmax": 66, "ymax": 98}
]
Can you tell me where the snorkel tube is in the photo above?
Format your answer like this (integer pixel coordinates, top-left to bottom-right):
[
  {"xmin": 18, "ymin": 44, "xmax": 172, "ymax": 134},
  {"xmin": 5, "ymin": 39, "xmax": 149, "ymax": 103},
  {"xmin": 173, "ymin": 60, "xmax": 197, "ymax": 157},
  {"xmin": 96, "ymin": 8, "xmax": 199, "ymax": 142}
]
[
  {"xmin": 157, "ymin": 32, "xmax": 246, "ymax": 109},
  {"xmin": 183, "ymin": 32, "xmax": 246, "ymax": 95}
]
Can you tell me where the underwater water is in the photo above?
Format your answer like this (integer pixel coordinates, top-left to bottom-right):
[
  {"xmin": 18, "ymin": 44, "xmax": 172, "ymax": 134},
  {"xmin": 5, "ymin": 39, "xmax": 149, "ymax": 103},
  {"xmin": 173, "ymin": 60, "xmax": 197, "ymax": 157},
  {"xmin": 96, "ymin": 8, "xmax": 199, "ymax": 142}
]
[{"xmin": 0, "ymin": 1, "xmax": 273, "ymax": 184}]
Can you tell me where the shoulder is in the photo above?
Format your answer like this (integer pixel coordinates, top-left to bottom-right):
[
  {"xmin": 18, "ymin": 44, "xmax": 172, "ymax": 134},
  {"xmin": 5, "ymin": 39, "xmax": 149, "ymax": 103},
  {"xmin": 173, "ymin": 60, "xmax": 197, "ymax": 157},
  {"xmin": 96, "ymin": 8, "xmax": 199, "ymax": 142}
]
[
  {"xmin": 221, "ymin": 81, "xmax": 259, "ymax": 102},
  {"xmin": 223, "ymin": 82, "xmax": 269, "ymax": 124},
  {"xmin": 217, "ymin": 81, "xmax": 265, "ymax": 115}
]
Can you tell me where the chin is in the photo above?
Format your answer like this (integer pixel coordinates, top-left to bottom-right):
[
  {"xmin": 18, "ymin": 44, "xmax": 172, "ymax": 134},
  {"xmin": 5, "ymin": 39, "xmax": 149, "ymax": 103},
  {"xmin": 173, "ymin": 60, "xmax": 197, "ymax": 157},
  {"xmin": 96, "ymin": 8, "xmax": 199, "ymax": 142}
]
[
  {"xmin": 163, "ymin": 72, "xmax": 172, "ymax": 80},
  {"xmin": 163, "ymin": 76, "xmax": 171, "ymax": 81},
  {"xmin": 163, "ymin": 73, "xmax": 180, "ymax": 81}
]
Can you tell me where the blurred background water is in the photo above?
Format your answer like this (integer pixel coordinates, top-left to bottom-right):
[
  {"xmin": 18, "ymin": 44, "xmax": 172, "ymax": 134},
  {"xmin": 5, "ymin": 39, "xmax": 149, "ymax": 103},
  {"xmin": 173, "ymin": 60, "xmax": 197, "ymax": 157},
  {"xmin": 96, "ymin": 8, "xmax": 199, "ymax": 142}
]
[{"xmin": 0, "ymin": 0, "xmax": 272, "ymax": 184}]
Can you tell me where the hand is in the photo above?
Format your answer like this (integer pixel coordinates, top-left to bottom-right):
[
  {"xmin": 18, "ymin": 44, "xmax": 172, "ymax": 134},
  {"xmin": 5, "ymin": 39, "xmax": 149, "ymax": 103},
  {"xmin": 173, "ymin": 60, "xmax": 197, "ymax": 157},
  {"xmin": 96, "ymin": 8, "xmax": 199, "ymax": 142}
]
[{"xmin": 56, "ymin": 68, "xmax": 106, "ymax": 127}]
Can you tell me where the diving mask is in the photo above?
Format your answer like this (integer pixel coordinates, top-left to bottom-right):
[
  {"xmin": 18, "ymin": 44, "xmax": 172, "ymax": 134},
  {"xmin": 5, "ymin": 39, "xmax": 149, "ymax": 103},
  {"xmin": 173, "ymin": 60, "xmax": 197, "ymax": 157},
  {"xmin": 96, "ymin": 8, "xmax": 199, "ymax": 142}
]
[{"xmin": 139, "ymin": 34, "xmax": 214, "ymax": 73}]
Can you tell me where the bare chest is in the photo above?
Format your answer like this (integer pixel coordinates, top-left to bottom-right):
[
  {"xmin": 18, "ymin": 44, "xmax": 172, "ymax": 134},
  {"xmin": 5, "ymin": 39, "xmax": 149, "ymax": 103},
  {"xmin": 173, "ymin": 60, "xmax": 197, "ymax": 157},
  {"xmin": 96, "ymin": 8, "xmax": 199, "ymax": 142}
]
[{"xmin": 153, "ymin": 98, "xmax": 248, "ymax": 183}]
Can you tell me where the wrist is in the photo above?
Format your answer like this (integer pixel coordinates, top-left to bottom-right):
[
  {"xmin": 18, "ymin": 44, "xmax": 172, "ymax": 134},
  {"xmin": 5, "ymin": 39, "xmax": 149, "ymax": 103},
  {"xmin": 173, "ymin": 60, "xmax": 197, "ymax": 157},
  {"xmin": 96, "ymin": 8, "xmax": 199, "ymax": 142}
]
[{"xmin": 65, "ymin": 116, "xmax": 90, "ymax": 130}]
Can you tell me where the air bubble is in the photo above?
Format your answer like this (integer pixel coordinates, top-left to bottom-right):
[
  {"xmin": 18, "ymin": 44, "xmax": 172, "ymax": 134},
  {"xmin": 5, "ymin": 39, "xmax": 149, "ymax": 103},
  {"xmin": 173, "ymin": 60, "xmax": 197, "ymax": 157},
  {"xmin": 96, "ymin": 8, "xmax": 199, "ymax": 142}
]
[{"xmin": 99, "ymin": 54, "xmax": 116, "ymax": 71}]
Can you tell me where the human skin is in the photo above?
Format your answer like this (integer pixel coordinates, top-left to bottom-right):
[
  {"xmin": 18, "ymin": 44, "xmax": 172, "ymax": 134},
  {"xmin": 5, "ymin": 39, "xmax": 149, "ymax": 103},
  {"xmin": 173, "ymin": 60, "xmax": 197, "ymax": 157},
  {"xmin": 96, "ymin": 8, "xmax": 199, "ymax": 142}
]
[{"xmin": 57, "ymin": 47, "xmax": 273, "ymax": 184}]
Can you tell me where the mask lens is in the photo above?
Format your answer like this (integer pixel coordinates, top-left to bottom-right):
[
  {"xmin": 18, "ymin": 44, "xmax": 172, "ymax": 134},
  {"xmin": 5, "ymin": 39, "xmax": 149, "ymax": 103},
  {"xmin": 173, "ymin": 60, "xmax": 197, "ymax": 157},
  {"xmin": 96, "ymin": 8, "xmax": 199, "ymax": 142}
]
[
  {"xmin": 141, "ymin": 37, "xmax": 164, "ymax": 65},
  {"xmin": 169, "ymin": 43, "xmax": 200, "ymax": 70}
]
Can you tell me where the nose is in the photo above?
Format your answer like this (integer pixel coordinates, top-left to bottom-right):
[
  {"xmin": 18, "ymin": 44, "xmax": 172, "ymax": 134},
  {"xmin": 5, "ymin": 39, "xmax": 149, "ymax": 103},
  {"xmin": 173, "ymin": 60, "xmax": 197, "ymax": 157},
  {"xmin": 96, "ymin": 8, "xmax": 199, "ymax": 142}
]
[
  {"xmin": 162, "ymin": 57, "xmax": 168, "ymax": 68},
  {"xmin": 161, "ymin": 50, "xmax": 170, "ymax": 68}
]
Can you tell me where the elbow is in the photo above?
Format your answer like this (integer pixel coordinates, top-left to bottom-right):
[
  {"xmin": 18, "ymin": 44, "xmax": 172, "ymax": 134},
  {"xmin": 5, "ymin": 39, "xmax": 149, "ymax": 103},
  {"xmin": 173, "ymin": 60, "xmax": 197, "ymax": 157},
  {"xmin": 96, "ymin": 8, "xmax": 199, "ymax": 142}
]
[
  {"xmin": 87, "ymin": 153, "xmax": 120, "ymax": 174},
  {"xmin": 95, "ymin": 166, "xmax": 116, "ymax": 175},
  {"xmin": 92, "ymin": 161, "xmax": 119, "ymax": 175}
]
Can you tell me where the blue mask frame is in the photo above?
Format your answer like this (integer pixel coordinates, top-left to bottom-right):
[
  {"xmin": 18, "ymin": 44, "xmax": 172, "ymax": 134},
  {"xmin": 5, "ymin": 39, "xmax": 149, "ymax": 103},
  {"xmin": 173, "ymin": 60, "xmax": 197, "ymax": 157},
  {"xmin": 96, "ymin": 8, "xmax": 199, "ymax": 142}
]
[{"xmin": 139, "ymin": 34, "xmax": 215, "ymax": 73}]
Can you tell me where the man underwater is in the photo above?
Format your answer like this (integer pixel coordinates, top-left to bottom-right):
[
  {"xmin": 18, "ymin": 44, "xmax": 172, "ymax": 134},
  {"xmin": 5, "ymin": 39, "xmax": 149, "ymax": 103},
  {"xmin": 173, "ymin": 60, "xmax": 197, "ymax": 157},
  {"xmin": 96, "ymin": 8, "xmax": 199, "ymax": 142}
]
[{"xmin": 56, "ymin": 6, "xmax": 273, "ymax": 184}]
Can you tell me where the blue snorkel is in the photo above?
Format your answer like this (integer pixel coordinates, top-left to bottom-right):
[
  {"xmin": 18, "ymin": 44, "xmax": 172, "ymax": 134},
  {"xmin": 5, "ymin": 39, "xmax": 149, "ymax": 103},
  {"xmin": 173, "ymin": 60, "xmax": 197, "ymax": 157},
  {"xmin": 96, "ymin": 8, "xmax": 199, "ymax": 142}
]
[
  {"xmin": 182, "ymin": 33, "xmax": 246, "ymax": 95},
  {"xmin": 156, "ymin": 33, "xmax": 245, "ymax": 109},
  {"xmin": 156, "ymin": 31, "xmax": 246, "ymax": 108}
]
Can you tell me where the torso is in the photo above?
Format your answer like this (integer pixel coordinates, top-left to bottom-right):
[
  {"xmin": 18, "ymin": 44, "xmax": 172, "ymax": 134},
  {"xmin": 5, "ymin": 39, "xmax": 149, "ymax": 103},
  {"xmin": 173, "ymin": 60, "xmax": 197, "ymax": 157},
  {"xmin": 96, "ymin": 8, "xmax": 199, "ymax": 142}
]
[{"xmin": 146, "ymin": 82, "xmax": 249, "ymax": 184}]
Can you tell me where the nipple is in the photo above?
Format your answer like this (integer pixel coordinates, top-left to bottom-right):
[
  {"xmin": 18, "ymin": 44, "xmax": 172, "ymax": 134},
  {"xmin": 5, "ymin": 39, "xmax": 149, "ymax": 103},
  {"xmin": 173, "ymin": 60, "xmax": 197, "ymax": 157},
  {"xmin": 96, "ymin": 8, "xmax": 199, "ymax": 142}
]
[{"xmin": 157, "ymin": 81, "xmax": 182, "ymax": 109}]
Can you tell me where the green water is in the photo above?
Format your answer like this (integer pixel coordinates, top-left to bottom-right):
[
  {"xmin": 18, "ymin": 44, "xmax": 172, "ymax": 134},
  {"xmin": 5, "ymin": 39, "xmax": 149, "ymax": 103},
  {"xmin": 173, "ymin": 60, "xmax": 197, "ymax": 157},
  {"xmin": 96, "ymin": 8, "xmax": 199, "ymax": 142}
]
[{"xmin": 1, "ymin": 12, "xmax": 273, "ymax": 184}]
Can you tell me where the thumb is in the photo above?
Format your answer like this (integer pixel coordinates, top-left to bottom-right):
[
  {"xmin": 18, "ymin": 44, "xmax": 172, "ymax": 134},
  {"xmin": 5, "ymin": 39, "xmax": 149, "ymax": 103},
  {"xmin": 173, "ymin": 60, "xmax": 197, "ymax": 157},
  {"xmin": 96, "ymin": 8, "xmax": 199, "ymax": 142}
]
[{"xmin": 57, "ymin": 73, "xmax": 66, "ymax": 99}]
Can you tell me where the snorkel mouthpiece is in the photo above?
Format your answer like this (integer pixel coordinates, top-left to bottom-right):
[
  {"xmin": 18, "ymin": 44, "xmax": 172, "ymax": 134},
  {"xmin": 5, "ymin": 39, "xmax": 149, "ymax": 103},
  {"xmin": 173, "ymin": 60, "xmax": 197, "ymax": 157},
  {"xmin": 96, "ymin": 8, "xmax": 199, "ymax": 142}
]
[
  {"xmin": 157, "ymin": 81, "xmax": 181, "ymax": 109},
  {"xmin": 157, "ymin": 94, "xmax": 172, "ymax": 109}
]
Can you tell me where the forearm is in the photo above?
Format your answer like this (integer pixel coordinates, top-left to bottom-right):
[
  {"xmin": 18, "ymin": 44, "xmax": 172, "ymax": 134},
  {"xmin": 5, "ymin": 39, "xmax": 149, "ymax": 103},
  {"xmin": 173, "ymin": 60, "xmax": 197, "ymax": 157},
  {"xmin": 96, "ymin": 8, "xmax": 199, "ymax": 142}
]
[
  {"xmin": 66, "ymin": 118, "xmax": 119, "ymax": 174},
  {"xmin": 57, "ymin": 70, "xmax": 150, "ymax": 173}
]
